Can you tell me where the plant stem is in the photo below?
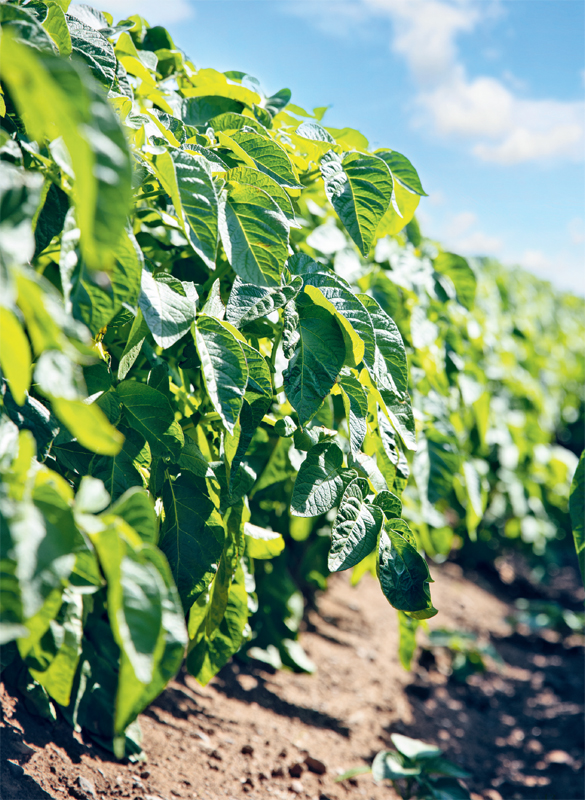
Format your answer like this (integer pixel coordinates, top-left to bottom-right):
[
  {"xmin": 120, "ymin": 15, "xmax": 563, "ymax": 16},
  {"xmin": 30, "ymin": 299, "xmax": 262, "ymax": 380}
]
[{"xmin": 201, "ymin": 262, "xmax": 231, "ymax": 294}]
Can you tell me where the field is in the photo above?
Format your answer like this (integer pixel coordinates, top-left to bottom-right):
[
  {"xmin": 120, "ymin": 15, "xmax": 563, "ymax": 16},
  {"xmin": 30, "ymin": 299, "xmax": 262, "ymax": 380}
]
[{"xmin": 0, "ymin": 4, "xmax": 583, "ymax": 800}]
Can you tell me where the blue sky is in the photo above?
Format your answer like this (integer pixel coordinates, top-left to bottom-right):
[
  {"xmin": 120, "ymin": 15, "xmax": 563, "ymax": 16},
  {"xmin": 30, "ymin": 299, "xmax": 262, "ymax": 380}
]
[{"xmin": 90, "ymin": 0, "xmax": 584, "ymax": 294}]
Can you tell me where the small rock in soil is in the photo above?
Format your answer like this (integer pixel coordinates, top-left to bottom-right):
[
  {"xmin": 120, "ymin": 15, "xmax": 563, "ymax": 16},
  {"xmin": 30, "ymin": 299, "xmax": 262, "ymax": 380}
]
[
  {"xmin": 271, "ymin": 766, "xmax": 284, "ymax": 778},
  {"xmin": 74, "ymin": 775, "xmax": 96, "ymax": 799},
  {"xmin": 290, "ymin": 779, "xmax": 304, "ymax": 794},
  {"xmin": 304, "ymin": 755, "xmax": 326, "ymax": 775},
  {"xmin": 241, "ymin": 743, "xmax": 254, "ymax": 755},
  {"xmin": 289, "ymin": 762, "xmax": 304, "ymax": 778},
  {"xmin": 141, "ymin": 770, "xmax": 151, "ymax": 779}
]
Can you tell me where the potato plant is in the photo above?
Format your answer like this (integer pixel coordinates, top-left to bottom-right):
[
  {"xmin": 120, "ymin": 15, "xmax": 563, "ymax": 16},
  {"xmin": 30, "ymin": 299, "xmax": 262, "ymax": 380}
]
[{"xmin": 0, "ymin": 1, "xmax": 582, "ymax": 758}]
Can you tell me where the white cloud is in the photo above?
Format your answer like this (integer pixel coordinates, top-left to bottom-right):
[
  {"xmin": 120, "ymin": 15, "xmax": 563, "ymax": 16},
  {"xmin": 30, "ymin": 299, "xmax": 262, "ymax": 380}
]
[
  {"xmin": 567, "ymin": 217, "xmax": 585, "ymax": 245},
  {"xmin": 72, "ymin": 0, "xmax": 194, "ymax": 25},
  {"xmin": 515, "ymin": 249, "xmax": 585, "ymax": 294},
  {"xmin": 445, "ymin": 210, "xmax": 476, "ymax": 238},
  {"xmin": 290, "ymin": 0, "xmax": 585, "ymax": 165},
  {"xmin": 453, "ymin": 230, "xmax": 503, "ymax": 254}
]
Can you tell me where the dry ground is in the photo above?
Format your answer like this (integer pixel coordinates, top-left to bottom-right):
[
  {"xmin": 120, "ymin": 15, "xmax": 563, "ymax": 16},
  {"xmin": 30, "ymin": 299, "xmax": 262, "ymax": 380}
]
[{"xmin": 2, "ymin": 562, "xmax": 583, "ymax": 800}]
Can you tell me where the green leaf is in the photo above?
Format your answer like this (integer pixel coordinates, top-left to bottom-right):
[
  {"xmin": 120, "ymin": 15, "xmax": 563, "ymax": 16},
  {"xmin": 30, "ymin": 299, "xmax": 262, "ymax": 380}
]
[
  {"xmin": 117, "ymin": 381, "xmax": 184, "ymax": 461},
  {"xmin": 570, "ymin": 451, "xmax": 584, "ymax": 582},
  {"xmin": 115, "ymin": 544, "xmax": 187, "ymax": 733},
  {"xmin": 358, "ymin": 294, "xmax": 415, "ymax": 451},
  {"xmin": 291, "ymin": 442, "xmax": 354, "ymax": 518},
  {"xmin": 419, "ymin": 425, "xmax": 461, "ymax": 505},
  {"xmin": 374, "ymin": 150, "xmax": 427, "ymax": 196},
  {"xmin": 227, "ymin": 166, "xmax": 298, "ymax": 225},
  {"xmin": 283, "ymin": 293, "xmax": 346, "ymax": 426},
  {"xmin": 226, "ymin": 275, "xmax": 302, "ymax": 328},
  {"xmin": 42, "ymin": 3, "xmax": 71, "ymax": 56},
  {"xmin": 0, "ymin": 308, "xmax": 32, "ymax": 406},
  {"xmin": 34, "ymin": 182, "xmax": 69, "ymax": 256},
  {"xmin": 373, "ymin": 490, "xmax": 402, "ymax": 519},
  {"xmin": 320, "ymin": 150, "xmax": 393, "ymax": 256},
  {"xmin": 90, "ymin": 519, "xmax": 164, "ymax": 687},
  {"xmin": 426, "ymin": 777, "xmax": 472, "ymax": 800},
  {"xmin": 159, "ymin": 472, "xmax": 225, "ymax": 612},
  {"xmin": 51, "ymin": 398, "xmax": 124, "ymax": 456},
  {"xmin": 67, "ymin": 16, "xmax": 116, "ymax": 88},
  {"xmin": 358, "ymin": 294, "xmax": 408, "ymax": 396},
  {"xmin": 0, "ymin": 4, "xmax": 56, "ymax": 51},
  {"xmin": 240, "ymin": 341, "xmax": 272, "ymax": 397},
  {"xmin": 372, "ymin": 750, "xmax": 420, "ymax": 782},
  {"xmin": 89, "ymin": 424, "xmax": 146, "ymax": 501},
  {"xmin": 329, "ymin": 478, "xmax": 383, "ymax": 572},
  {"xmin": 193, "ymin": 316, "xmax": 248, "ymax": 434},
  {"xmin": 2, "ymin": 38, "xmax": 132, "ymax": 271},
  {"xmin": 109, "ymin": 488, "xmax": 157, "ymax": 546},
  {"xmin": 296, "ymin": 121, "xmax": 335, "ymax": 144},
  {"xmin": 209, "ymin": 112, "xmax": 267, "ymax": 135},
  {"xmin": 434, "ymin": 253, "xmax": 477, "ymax": 311},
  {"xmin": 265, "ymin": 87, "xmax": 291, "ymax": 116},
  {"xmin": 219, "ymin": 182, "xmax": 290, "ymax": 287},
  {"xmin": 153, "ymin": 149, "xmax": 218, "ymax": 270},
  {"xmin": 219, "ymin": 130, "xmax": 301, "ymax": 189},
  {"xmin": 377, "ymin": 528, "xmax": 436, "ymax": 614},
  {"xmin": 138, "ymin": 268, "xmax": 198, "ymax": 349},
  {"xmin": 117, "ymin": 310, "xmax": 150, "ymax": 381},
  {"xmin": 183, "ymin": 96, "xmax": 244, "ymax": 126},
  {"xmin": 179, "ymin": 436, "xmax": 214, "ymax": 478},
  {"xmin": 245, "ymin": 523, "xmax": 285, "ymax": 559},
  {"xmin": 303, "ymin": 271, "xmax": 375, "ymax": 367},
  {"xmin": 339, "ymin": 373, "xmax": 368, "ymax": 456},
  {"xmin": 29, "ymin": 590, "xmax": 83, "ymax": 706},
  {"xmin": 60, "ymin": 214, "xmax": 142, "ymax": 335},
  {"xmin": 391, "ymin": 733, "xmax": 442, "ymax": 760},
  {"xmin": 397, "ymin": 610, "xmax": 419, "ymax": 670},
  {"xmin": 186, "ymin": 560, "xmax": 248, "ymax": 685}
]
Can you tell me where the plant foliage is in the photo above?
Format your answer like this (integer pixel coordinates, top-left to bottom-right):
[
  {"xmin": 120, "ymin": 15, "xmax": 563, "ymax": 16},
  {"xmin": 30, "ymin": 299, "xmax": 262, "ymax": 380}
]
[{"xmin": 0, "ymin": 1, "xmax": 583, "ymax": 755}]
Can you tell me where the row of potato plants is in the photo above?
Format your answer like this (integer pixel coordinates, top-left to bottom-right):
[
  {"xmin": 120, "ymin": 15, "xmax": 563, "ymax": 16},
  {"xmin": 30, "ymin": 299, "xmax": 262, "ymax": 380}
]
[{"xmin": 0, "ymin": 1, "xmax": 582, "ymax": 758}]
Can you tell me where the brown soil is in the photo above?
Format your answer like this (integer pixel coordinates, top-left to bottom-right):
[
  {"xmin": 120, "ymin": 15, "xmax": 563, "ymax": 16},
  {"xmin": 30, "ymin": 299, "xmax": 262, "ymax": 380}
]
[{"xmin": 2, "ymin": 563, "xmax": 584, "ymax": 800}]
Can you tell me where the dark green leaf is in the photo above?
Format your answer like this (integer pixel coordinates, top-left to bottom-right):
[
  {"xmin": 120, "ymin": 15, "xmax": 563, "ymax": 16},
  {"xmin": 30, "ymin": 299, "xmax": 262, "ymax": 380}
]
[
  {"xmin": 377, "ymin": 529, "xmax": 436, "ymax": 614},
  {"xmin": 320, "ymin": 150, "xmax": 393, "ymax": 256},
  {"xmin": 339, "ymin": 373, "xmax": 368, "ymax": 456},
  {"xmin": 222, "ymin": 130, "xmax": 301, "ymax": 189},
  {"xmin": 227, "ymin": 166, "xmax": 298, "ymax": 225},
  {"xmin": 434, "ymin": 253, "xmax": 476, "ymax": 311},
  {"xmin": 183, "ymin": 96, "xmax": 244, "ymax": 126},
  {"xmin": 226, "ymin": 275, "xmax": 302, "ymax": 329},
  {"xmin": 329, "ymin": 478, "xmax": 383, "ymax": 572},
  {"xmin": 291, "ymin": 442, "xmax": 354, "ymax": 517},
  {"xmin": 374, "ymin": 149, "xmax": 428, "ymax": 196},
  {"xmin": 117, "ymin": 381, "xmax": 184, "ymax": 461},
  {"xmin": 138, "ymin": 268, "xmax": 197, "ymax": 349},
  {"xmin": 373, "ymin": 490, "xmax": 402, "ymax": 519},
  {"xmin": 117, "ymin": 310, "xmax": 150, "ymax": 381},
  {"xmin": 194, "ymin": 316, "xmax": 248, "ymax": 434},
  {"xmin": 283, "ymin": 293, "xmax": 346, "ymax": 425},
  {"xmin": 159, "ymin": 472, "xmax": 225, "ymax": 612},
  {"xmin": 303, "ymin": 271, "xmax": 376, "ymax": 367},
  {"xmin": 90, "ymin": 424, "xmax": 146, "ymax": 501},
  {"xmin": 33, "ymin": 182, "xmax": 69, "ymax": 256},
  {"xmin": 109, "ymin": 488, "xmax": 157, "ymax": 546},
  {"xmin": 265, "ymin": 87, "xmax": 291, "ymax": 117},
  {"xmin": 66, "ymin": 16, "xmax": 116, "ymax": 88},
  {"xmin": 219, "ymin": 182, "xmax": 289, "ymax": 287}
]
